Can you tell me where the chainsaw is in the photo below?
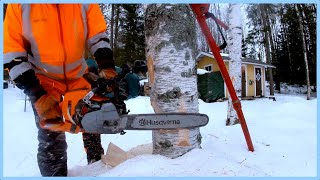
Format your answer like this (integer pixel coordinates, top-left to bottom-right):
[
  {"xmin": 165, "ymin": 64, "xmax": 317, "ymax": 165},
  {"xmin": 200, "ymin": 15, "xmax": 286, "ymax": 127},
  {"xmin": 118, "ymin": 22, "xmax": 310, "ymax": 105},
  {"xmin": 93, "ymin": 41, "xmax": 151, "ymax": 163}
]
[{"xmin": 42, "ymin": 72, "xmax": 209, "ymax": 134}]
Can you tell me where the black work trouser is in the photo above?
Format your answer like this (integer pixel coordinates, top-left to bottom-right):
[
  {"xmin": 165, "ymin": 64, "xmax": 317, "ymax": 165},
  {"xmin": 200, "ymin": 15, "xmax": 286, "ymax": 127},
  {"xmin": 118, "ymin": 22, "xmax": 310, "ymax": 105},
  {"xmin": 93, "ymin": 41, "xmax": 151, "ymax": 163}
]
[
  {"xmin": 82, "ymin": 133, "xmax": 104, "ymax": 164},
  {"xmin": 35, "ymin": 119, "xmax": 68, "ymax": 176},
  {"xmin": 33, "ymin": 107, "xmax": 104, "ymax": 176}
]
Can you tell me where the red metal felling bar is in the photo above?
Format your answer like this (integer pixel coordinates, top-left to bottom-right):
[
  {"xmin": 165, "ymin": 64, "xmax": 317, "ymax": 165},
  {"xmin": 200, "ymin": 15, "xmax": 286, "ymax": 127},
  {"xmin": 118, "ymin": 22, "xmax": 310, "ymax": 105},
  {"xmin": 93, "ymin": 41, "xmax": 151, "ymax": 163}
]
[{"xmin": 190, "ymin": 4, "xmax": 254, "ymax": 152}]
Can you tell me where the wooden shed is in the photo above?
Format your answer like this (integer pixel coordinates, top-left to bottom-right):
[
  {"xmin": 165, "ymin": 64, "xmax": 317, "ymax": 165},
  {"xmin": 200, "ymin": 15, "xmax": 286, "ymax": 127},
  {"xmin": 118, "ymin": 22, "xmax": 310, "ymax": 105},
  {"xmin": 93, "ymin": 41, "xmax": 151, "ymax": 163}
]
[{"xmin": 196, "ymin": 52, "xmax": 276, "ymax": 98}]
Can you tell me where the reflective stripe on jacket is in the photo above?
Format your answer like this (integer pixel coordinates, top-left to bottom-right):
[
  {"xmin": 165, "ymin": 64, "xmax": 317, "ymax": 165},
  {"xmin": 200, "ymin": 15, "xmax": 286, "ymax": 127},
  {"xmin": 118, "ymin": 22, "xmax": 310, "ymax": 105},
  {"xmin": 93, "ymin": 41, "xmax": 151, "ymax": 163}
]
[{"xmin": 4, "ymin": 4, "xmax": 109, "ymax": 81}]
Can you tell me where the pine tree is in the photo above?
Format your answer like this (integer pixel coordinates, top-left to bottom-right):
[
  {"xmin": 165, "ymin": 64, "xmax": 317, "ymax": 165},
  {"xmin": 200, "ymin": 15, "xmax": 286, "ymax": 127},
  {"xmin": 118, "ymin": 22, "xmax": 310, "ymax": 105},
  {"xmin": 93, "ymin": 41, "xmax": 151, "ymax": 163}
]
[{"xmin": 118, "ymin": 4, "xmax": 145, "ymax": 65}]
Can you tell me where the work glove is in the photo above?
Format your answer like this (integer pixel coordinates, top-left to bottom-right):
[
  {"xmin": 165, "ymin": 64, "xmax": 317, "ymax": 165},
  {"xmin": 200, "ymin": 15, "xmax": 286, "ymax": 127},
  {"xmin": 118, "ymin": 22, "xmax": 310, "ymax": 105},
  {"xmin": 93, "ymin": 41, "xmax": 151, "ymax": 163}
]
[
  {"xmin": 83, "ymin": 70, "xmax": 115, "ymax": 98},
  {"xmin": 13, "ymin": 69, "xmax": 62, "ymax": 123},
  {"xmin": 93, "ymin": 43, "xmax": 117, "ymax": 95},
  {"xmin": 34, "ymin": 94, "xmax": 62, "ymax": 122},
  {"xmin": 94, "ymin": 47, "xmax": 115, "ymax": 70},
  {"xmin": 13, "ymin": 69, "xmax": 46, "ymax": 102},
  {"xmin": 93, "ymin": 47, "xmax": 129, "ymax": 100}
]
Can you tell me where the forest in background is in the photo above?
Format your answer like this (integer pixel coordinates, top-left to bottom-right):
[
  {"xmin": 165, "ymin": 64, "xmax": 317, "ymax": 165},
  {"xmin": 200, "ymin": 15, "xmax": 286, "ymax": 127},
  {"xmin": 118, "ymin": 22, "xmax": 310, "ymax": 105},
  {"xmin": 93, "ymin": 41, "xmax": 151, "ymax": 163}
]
[
  {"xmin": 98, "ymin": 4, "xmax": 316, "ymax": 93},
  {"xmin": 3, "ymin": 4, "xmax": 317, "ymax": 92}
]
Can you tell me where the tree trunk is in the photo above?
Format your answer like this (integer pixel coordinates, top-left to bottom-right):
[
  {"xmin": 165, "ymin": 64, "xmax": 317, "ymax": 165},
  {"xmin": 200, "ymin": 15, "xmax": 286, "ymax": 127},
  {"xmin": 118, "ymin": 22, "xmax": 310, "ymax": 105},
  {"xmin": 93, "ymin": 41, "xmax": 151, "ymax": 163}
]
[
  {"xmin": 280, "ymin": 6, "xmax": 293, "ymax": 85},
  {"xmin": 296, "ymin": 4, "xmax": 311, "ymax": 100},
  {"xmin": 145, "ymin": 4, "xmax": 201, "ymax": 158},
  {"xmin": 99, "ymin": 4, "xmax": 108, "ymax": 24},
  {"xmin": 302, "ymin": 4, "xmax": 316, "ymax": 90},
  {"xmin": 226, "ymin": 3, "xmax": 242, "ymax": 126},
  {"xmin": 110, "ymin": 4, "xmax": 115, "ymax": 49},
  {"xmin": 260, "ymin": 5, "xmax": 275, "ymax": 96},
  {"xmin": 217, "ymin": 4, "xmax": 222, "ymax": 45},
  {"xmin": 113, "ymin": 5, "xmax": 120, "ymax": 60},
  {"xmin": 264, "ymin": 5, "xmax": 276, "ymax": 95},
  {"xmin": 212, "ymin": 4, "xmax": 220, "ymax": 45}
]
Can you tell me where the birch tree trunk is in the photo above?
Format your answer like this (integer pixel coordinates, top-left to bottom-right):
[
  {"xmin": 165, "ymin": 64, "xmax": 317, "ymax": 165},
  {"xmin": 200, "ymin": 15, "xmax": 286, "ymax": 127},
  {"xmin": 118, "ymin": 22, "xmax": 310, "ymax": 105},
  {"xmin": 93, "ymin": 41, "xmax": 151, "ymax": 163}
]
[
  {"xmin": 145, "ymin": 4, "xmax": 202, "ymax": 158},
  {"xmin": 226, "ymin": 3, "xmax": 242, "ymax": 126},
  {"xmin": 296, "ymin": 4, "xmax": 311, "ymax": 100}
]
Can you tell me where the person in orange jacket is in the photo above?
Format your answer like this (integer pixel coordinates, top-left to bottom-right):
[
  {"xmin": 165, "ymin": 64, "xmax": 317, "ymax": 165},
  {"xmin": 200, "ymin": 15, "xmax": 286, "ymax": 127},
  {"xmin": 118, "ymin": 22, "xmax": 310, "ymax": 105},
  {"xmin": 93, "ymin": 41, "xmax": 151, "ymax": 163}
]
[{"xmin": 4, "ymin": 4, "xmax": 116, "ymax": 176}]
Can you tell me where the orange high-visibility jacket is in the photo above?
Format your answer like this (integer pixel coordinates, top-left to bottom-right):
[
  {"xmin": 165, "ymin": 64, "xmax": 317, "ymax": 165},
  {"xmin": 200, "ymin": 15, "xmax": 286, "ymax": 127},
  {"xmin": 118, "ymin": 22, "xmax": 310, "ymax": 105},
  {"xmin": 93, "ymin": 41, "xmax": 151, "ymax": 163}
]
[{"xmin": 4, "ymin": 4, "xmax": 110, "ymax": 81}]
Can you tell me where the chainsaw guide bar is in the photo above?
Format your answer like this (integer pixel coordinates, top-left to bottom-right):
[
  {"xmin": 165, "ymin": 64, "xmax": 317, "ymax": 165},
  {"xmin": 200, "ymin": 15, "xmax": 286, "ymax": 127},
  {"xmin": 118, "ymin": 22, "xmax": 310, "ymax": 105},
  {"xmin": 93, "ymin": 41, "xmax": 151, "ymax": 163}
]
[{"xmin": 81, "ymin": 103, "xmax": 209, "ymax": 134}]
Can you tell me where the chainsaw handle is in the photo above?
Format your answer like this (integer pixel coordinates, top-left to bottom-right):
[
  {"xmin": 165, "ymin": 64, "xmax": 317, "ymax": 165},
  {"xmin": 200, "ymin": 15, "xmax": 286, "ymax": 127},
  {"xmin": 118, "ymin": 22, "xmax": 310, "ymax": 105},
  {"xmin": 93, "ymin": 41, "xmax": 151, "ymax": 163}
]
[
  {"xmin": 82, "ymin": 82, "xmax": 114, "ymax": 106},
  {"xmin": 83, "ymin": 72, "xmax": 114, "ymax": 91}
]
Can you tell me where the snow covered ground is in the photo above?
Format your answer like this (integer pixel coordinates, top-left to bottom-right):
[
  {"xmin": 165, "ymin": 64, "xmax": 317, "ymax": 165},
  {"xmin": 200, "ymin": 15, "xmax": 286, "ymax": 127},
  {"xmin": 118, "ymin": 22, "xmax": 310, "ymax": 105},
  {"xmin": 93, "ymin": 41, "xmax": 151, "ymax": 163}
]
[{"xmin": 3, "ymin": 83, "xmax": 317, "ymax": 177}]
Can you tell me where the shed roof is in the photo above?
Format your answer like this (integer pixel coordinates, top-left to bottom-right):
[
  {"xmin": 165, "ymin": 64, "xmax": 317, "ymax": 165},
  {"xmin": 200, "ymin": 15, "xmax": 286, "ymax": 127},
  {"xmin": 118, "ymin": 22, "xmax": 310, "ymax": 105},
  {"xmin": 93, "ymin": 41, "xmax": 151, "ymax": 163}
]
[{"xmin": 196, "ymin": 52, "xmax": 276, "ymax": 68}]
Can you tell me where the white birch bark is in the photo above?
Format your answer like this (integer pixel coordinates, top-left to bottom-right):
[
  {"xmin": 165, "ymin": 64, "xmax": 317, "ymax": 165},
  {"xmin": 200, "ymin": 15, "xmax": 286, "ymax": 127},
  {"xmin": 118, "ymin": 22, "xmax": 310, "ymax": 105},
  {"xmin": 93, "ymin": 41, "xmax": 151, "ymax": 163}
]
[
  {"xmin": 226, "ymin": 3, "xmax": 242, "ymax": 125},
  {"xmin": 145, "ymin": 4, "xmax": 201, "ymax": 158}
]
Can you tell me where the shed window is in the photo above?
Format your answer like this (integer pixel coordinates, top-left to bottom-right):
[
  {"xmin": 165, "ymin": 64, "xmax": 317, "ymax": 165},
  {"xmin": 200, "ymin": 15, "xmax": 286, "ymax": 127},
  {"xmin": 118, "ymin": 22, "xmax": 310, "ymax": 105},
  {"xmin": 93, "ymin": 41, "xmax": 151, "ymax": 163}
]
[{"xmin": 204, "ymin": 65, "xmax": 212, "ymax": 72}]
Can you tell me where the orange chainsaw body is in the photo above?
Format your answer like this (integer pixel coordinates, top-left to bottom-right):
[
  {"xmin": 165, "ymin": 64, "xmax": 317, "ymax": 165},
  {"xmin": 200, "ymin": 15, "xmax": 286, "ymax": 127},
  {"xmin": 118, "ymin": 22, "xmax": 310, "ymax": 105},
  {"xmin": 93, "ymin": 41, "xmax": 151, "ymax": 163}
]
[
  {"xmin": 38, "ymin": 90, "xmax": 110, "ymax": 133},
  {"xmin": 60, "ymin": 90, "xmax": 111, "ymax": 133}
]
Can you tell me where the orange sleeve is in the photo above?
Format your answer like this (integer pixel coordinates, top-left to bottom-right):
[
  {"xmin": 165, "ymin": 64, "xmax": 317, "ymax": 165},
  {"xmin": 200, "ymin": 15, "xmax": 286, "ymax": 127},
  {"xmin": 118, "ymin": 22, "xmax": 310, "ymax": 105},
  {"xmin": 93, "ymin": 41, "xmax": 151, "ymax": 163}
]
[
  {"xmin": 86, "ymin": 4, "xmax": 107, "ymax": 39},
  {"xmin": 3, "ymin": 4, "xmax": 27, "ymax": 63}
]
